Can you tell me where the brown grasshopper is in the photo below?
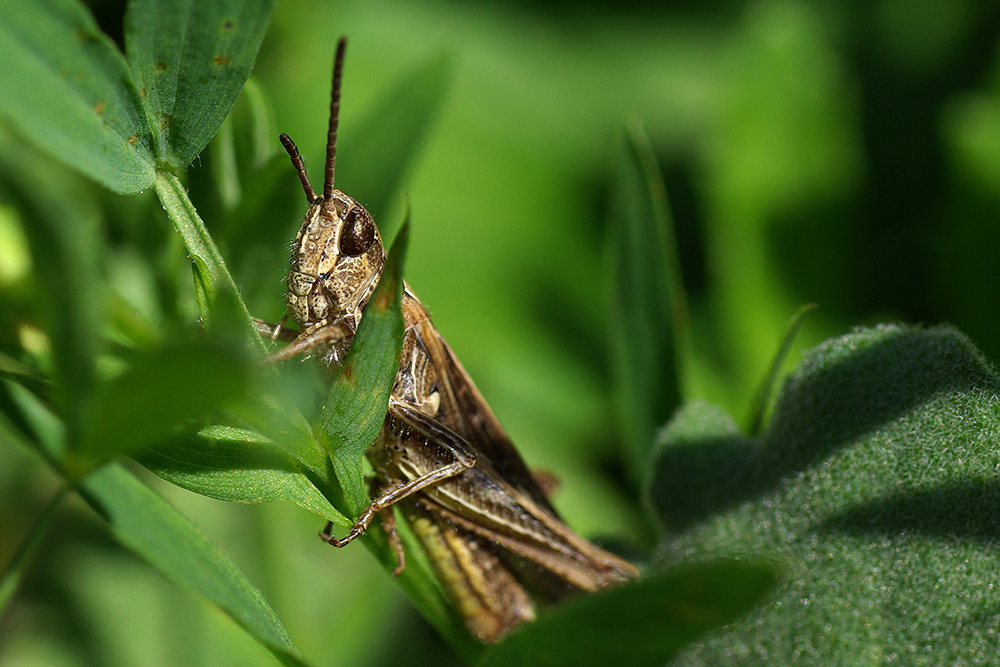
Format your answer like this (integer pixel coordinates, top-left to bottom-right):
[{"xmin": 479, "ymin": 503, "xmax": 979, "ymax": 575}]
[{"xmin": 265, "ymin": 37, "xmax": 639, "ymax": 643}]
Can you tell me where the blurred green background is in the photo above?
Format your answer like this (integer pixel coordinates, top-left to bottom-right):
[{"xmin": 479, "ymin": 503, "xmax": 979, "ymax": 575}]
[{"xmin": 2, "ymin": 0, "xmax": 1000, "ymax": 665}]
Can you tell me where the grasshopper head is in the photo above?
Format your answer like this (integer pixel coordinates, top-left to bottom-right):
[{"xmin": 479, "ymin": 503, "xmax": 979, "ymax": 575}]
[
  {"xmin": 280, "ymin": 36, "xmax": 385, "ymax": 336},
  {"xmin": 287, "ymin": 192, "xmax": 385, "ymax": 333}
]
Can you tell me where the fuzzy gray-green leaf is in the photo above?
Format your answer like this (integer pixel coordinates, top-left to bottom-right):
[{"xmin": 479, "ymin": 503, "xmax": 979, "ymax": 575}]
[{"xmin": 651, "ymin": 324, "xmax": 1000, "ymax": 665}]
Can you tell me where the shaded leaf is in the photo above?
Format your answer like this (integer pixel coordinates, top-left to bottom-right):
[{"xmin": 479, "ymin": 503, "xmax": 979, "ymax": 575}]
[
  {"xmin": 479, "ymin": 560, "xmax": 776, "ymax": 667},
  {"xmin": 0, "ymin": 486, "xmax": 68, "ymax": 618},
  {"xmin": 79, "ymin": 463, "xmax": 309, "ymax": 667},
  {"xmin": 319, "ymin": 222, "xmax": 408, "ymax": 515},
  {"xmin": 652, "ymin": 325, "xmax": 1000, "ymax": 665},
  {"xmin": 125, "ymin": 0, "xmax": 278, "ymax": 168},
  {"xmin": 0, "ymin": 0, "xmax": 155, "ymax": 193},
  {"xmin": 0, "ymin": 136, "xmax": 103, "ymax": 446},
  {"xmin": 608, "ymin": 121, "xmax": 688, "ymax": 482},
  {"xmin": 79, "ymin": 338, "xmax": 256, "ymax": 460}
]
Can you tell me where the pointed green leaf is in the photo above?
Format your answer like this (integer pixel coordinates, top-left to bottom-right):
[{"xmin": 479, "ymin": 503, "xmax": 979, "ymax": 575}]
[
  {"xmin": 153, "ymin": 171, "xmax": 263, "ymax": 350},
  {"xmin": 319, "ymin": 223, "xmax": 408, "ymax": 515},
  {"xmin": 608, "ymin": 121, "xmax": 688, "ymax": 482},
  {"xmin": 0, "ymin": 0, "xmax": 155, "ymax": 193},
  {"xmin": 746, "ymin": 303, "xmax": 816, "ymax": 435},
  {"xmin": 125, "ymin": 0, "xmax": 278, "ymax": 168},
  {"xmin": 479, "ymin": 560, "xmax": 776, "ymax": 667},
  {"xmin": 79, "ymin": 463, "xmax": 309, "ymax": 667}
]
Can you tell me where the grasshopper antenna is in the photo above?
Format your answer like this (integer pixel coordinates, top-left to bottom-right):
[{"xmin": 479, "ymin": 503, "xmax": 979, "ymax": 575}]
[
  {"xmin": 280, "ymin": 133, "xmax": 317, "ymax": 203},
  {"xmin": 278, "ymin": 36, "xmax": 347, "ymax": 205},
  {"xmin": 324, "ymin": 36, "xmax": 347, "ymax": 203}
]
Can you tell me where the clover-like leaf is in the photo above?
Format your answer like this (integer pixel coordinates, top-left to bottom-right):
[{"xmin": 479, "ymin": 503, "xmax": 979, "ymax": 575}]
[
  {"xmin": 0, "ymin": 0, "xmax": 155, "ymax": 193},
  {"xmin": 125, "ymin": 0, "xmax": 278, "ymax": 169}
]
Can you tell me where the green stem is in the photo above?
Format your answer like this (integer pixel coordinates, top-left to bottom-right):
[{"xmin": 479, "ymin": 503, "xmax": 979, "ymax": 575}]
[
  {"xmin": 0, "ymin": 484, "xmax": 70, "ymax": 616},
  {"xmin": 746, "ymin": 303, "xmax": 817, "ymax": 435},
  {"xmin": 152, "ymin": 170, "xmax": 266, "ymax": 355}
]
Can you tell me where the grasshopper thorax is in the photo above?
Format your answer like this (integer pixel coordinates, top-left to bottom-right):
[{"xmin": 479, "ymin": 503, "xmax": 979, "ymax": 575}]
[
  {"xmin": 287, "ymin": 192, "xmax": 385, "ymax": 334},
  {"xmin": 280, "ymin": 37, "xmax": 386, "ymax": 341}
]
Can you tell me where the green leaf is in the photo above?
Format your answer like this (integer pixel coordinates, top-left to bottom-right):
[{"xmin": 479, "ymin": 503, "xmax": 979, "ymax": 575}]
[
  {"xmin": 1, "ymin": 378, "xmax": 66, "ymax": 462},
  {"xmin": 608, "ymin": 121, "xmax": 688, "ymax": 482},
  {"xmin": 0, "ymin": 136, "xmax": 103, "ymax": 447},
  {"xmin": 136, "ymin": 424, "xmax": 347, "ymax": 524},
  {"xmin": 650, "ymin": 324, "xmax": 1000, "ymax": 664},
  {"xmin": 125, "ymin": 0, "xmax": 278, "ymax": 168},
  {"xmin": 479, "ymin": 560, "xmax": 776, "ymax": 667},
  {"xmin": 0, "ymin": 0, "xmax": 155, "ymax": 193},
  {"xmin": 319, "ymin": 223, "xmax": 409, "ymax": 515},
  {"xmin": 78, "ymin": 338, "xmax": 256, "ymax": 461},
  {"xmin": 337, "ymin": 52, "xmax": 451, "ymax": 224},
  {"xmin": 79, "ymin": 463, "xmax": 309, "ymax": 667}
]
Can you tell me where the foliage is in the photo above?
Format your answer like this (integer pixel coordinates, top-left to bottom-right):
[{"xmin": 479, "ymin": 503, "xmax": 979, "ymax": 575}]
[{"xmin": 1, "ymin": 0, "xmax": 999, "ymax": 666}]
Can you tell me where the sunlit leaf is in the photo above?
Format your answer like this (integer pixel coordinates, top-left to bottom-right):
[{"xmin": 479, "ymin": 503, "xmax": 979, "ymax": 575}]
[
  {"xmin": 319, "ymin": 222, "xmax": 408, "ymax": 515},
  {"xmin": 136, "ymin": 424, "xmax": 346, "ymax": 524},
  {"xmin": 125, "ymin": 0, "xmax": 278, "ymax": 168}
]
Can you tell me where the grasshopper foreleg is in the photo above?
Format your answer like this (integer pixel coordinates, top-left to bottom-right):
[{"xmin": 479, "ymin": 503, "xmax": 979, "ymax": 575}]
[{"xmin": 319, "ymin": 458, "xmax": 472, "ymax": 548}]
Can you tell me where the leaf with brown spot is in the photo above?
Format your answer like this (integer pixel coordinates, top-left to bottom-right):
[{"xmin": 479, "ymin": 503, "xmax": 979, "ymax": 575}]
[
  {"xmin": 126, "ymin": 0, "xmax": 278, "ymax": 167},
  {"xmin": 318, "ymin": 221, "xmax": 409, "ymax": 514}
]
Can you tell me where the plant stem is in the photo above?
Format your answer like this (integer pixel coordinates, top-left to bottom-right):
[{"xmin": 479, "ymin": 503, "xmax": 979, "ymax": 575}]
[
  {"xmin": 0, "ymin": 484, "xmax": 70, "ymax": 617},
  {"xmin": 153, "ymin": 170, "xmax": 266, "ymax": 355}
]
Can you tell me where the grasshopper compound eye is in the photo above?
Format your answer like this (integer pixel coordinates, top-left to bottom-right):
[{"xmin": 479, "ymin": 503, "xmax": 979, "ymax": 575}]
[{"xmin": 339, "ymin": 206, "xmax": 376, "ymax": 256}]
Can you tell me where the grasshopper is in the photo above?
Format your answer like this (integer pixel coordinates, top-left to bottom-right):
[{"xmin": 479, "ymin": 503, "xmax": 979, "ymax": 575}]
[{"xmin": 265, "ymin": 37, "xmax": 639, "ymax": 643}]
